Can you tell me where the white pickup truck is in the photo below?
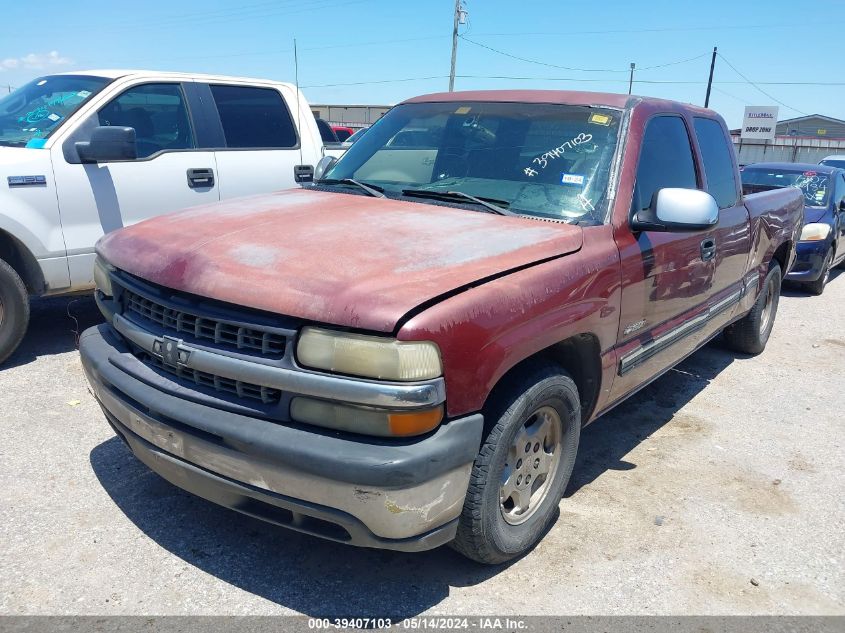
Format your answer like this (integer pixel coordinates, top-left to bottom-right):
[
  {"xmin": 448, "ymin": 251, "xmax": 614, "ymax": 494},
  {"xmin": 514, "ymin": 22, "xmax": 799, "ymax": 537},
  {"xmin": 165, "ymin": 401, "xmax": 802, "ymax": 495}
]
[{"xmin": 0, "ymin": 69, "xmax": 341, "ymax": 363}]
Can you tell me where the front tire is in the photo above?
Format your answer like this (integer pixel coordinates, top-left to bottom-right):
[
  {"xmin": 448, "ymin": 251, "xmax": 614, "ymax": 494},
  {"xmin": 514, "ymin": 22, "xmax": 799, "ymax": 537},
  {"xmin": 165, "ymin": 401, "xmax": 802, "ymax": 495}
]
[
  {"xmin": 450, "ymin": 363, "xmax": 581, "ymax": 564},
  {"xmin": 0, "ymin": 258, "xmax": 29, "ymax": 365},
  {"xmin": 723, "ymin": 262, "xmax": 781, "ymax": 355},
  {"xmin": 805, "ymin": 249, "xmax": 833, "ymax": 296}
]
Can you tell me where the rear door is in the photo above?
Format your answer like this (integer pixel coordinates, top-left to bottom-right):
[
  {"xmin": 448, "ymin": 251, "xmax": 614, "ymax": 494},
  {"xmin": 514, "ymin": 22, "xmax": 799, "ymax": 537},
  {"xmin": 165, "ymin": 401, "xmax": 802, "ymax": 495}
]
[
  {"xmin": 52, "ymin": 81, "xmax": 219, "ymax": 287},
  {"xmin": 202, "ymin": 83, "xmax": 304, "ymax": 199},
  {"xmin": 834, "ymin": 173, "xmax": 845, "ymax": 262},
  {"xmin": 692, "ymin": 116, "xmax": 750, "ymax": 326},
  {"xmin": 610, "ymin": 114, "xmax": 717, "ymax": 398}
]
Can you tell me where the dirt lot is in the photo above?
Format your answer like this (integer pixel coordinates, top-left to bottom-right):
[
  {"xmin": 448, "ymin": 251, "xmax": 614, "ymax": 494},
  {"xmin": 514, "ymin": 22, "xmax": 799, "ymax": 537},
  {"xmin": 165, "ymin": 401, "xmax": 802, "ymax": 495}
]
[{"xmin": 1, "ymin": 272, "xmax": 843, "ymax": 617}]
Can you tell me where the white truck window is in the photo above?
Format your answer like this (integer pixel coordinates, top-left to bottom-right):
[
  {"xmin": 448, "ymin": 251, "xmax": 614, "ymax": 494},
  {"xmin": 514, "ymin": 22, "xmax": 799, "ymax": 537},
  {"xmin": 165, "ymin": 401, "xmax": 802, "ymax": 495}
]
[
  {"xmin": 97, "ymin": 83, "xmax": 195, "ymax": 158},
  {"xmin": 209, "ymin": 85, "xmax": 297, "ymax": 149}
]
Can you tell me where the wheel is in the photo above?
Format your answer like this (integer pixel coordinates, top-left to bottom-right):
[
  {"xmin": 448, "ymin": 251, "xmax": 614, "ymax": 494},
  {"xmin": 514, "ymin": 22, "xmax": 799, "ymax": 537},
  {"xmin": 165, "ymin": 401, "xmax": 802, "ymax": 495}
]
[
  {"xmin": 723, "ymin": 262, "xmax": 781, "ymax": 355},
  {"xmin": 804, "ymin": 248, "xmax": 833, "ymax": 296},
  {"xmin": 450, "ymin": 363, "xmax": 581, "ymax": 564},
  {"xmin": 0, "ymin": 258, "xmax": 29, "ymax": 365}
]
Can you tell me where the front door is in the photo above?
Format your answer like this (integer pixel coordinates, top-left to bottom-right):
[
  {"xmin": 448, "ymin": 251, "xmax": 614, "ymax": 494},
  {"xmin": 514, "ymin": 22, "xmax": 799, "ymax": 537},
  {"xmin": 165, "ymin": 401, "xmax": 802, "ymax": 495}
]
[
  {"xmin": 51, "ymin": 81, "xmax": 219, "ymax": 287},
  {"xmin": 610, "ymin": 114, "xmax": 717, "ymax": 400}
]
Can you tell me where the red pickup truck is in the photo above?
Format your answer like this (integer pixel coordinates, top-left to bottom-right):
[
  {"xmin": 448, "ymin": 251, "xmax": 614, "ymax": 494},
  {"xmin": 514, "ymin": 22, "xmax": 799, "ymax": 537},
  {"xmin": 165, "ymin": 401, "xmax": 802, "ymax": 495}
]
[{"xmin": 80, "ymin": 90, "xmax": 803, "ymax": 564}]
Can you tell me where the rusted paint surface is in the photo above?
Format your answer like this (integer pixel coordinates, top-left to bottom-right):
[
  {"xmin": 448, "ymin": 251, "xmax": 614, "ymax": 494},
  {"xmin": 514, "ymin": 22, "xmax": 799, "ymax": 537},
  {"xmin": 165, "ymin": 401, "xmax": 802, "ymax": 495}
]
[
  {"xmin": 399, "ymin": 225, "xmax": 622, "ymax": 418},
  {"xmin": 97, "ymin": 188, "xmax": 583, "ymax": 332}
]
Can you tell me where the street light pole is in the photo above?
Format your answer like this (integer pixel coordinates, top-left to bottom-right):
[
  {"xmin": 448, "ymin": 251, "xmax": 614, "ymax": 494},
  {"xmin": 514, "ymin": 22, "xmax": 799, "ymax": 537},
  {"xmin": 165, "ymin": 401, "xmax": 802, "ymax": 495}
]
[
  {"xmin": 628, "ymin": 63, "xmax": 635, "ymax": 95},
  {"xmin": 448, "ymin": 0, "xmax": 461, "ymax": 92}
]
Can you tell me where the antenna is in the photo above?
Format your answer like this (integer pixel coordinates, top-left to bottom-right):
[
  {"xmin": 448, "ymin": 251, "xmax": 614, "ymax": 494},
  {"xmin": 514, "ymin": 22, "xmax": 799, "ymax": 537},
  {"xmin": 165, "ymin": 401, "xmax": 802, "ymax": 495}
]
[{"xmin": 294, "ymin": 38, "xmax": 304, "ymax": 168}]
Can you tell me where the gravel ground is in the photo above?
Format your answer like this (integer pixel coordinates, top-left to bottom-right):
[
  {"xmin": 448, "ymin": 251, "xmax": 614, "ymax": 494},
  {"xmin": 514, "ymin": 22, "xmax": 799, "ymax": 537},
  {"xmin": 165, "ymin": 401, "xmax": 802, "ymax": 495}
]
[{"xmin": 1, "ymin": 272, "xmax": 843, "ymax": 617}]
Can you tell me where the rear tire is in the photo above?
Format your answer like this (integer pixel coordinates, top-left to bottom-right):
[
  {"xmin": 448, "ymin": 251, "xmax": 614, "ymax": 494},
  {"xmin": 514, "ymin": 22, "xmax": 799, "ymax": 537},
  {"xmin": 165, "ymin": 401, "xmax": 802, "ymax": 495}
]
[
  {"xmin": 0, "ymin": 258, "xmax": 29, "ymax": 365},
  {"xmin": 804, "ymin": 249, "xmax": 832, "ymax": 296},
  {"xmin": 450, "ymin": 363, "xmax": 581, "ymax": 564},
  {"xmin": 723, "ymin": 263, "xmax": 781, "ymax": 355}
]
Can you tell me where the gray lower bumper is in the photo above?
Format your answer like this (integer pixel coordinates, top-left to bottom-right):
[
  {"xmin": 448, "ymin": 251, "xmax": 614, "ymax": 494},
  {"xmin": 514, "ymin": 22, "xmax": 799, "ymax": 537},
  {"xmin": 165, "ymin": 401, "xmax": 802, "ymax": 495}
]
[{"xmin": 80, "ymin": 324, "xmax": 484, "ymax": 551}]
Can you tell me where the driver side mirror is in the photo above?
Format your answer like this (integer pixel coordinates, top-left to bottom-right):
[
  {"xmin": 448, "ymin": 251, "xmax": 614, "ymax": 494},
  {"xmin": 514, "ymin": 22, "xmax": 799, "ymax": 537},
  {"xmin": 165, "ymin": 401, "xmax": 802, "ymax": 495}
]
[
  {"xmin": 631, "ymin": 188, "xmax": 719, "ymax": 232},
  {"xmin": 314, "ymin": 155, "xmax": 338, "ymax": 181},
  {"xmin": 76, "ymin": 126, "xmax": 137, "ymax": 163}
]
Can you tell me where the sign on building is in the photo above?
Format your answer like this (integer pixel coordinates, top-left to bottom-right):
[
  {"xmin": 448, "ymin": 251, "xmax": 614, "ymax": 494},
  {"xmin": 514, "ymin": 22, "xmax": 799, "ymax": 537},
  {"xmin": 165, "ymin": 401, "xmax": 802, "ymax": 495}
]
[{"xmin": 741, "ymin": 106, "xmax": 779, "ymax": 140}]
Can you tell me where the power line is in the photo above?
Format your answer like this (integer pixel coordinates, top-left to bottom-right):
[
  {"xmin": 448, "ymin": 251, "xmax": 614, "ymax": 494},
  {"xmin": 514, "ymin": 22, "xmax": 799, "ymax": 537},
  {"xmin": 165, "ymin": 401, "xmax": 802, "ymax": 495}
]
[
  {"xmin": 460, "ymin": 35, "xmax": 711, "ymax": 73},
  {"xmin": 716, "ymin": 53, "xmax": 809, "ymax": 116},
  {"xmin": 469, "ymin": 21, "xmax": 845, "ymax": 37}
]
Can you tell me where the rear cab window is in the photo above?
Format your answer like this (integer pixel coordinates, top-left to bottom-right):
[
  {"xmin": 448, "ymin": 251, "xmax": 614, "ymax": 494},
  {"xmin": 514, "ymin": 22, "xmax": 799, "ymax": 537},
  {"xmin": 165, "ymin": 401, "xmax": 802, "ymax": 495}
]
[
  {"xmin": 209, "ymin": 85, "xmax": 297, "ymax": 148},
  {"xmin": 693, "ymin": 117, "xmax": 739, "ymax": 209}
]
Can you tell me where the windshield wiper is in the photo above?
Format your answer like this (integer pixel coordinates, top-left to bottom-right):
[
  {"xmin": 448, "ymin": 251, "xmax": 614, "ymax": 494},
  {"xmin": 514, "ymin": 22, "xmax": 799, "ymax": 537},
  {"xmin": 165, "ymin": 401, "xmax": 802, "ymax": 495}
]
[
  {"xmin": 318, "ymin": 178, "xmax": 385, "ymax": 198},
  {"xmin": 401, "ymin": 189, "xmax": 515, "ymax": 216}
]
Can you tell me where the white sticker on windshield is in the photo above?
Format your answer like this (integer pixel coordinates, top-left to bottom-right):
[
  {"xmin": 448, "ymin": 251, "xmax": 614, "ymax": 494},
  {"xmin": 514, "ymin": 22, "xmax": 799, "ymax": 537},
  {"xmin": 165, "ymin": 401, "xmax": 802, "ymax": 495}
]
[
  {"xmin": 77, "ymin": 90, "xmax": 91, "ymax": 98},
  {"xmin": 47, "ymin": 113, "xmax": 61, "ymax": 122},
  {"xmin": 561, "ymin": 173, "xmax": 585, "ymax": 186}
]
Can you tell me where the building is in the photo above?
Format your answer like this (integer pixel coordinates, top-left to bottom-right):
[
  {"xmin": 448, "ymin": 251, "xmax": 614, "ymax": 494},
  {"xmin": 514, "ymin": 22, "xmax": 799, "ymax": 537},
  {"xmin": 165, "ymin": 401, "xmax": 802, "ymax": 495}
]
[
  {"xmin": 310, "ymin": 104, "xmax": 392, "ymax": 130},
  {"xmin": 775, "ymin": 114, "xmax": 845, "ymax": 139},
  {"xmin": 730, "ymin": 113, "xmax": 845, "ymax": 165}
]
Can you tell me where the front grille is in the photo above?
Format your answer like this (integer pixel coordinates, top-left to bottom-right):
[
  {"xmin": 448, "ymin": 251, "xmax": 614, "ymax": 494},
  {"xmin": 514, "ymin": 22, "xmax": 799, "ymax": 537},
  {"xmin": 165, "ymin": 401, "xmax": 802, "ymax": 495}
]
[
  {"xmin": 124, "ymin": 289, "xmax": 287, "ymax": 357},
  {"xmin": 141, "ymin": 353, "xmax": 281, "ymax": 405}
]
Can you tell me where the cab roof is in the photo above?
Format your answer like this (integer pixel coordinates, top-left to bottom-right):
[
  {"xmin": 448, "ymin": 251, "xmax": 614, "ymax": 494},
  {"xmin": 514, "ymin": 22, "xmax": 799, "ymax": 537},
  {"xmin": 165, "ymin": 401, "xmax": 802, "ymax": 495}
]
[
  {"xmin": 52, "ymin": 69, "xmax": 295, "ymax": 88},
  {"xmin": 403, "ymin": 89, "xmax": 719, "ymax": 115}
]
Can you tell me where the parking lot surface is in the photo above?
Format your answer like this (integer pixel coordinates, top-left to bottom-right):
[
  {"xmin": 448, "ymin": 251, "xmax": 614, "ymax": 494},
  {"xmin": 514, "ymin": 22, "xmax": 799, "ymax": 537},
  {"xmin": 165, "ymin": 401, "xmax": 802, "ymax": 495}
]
[{"xmin": 1, "ymin": 273, "xmax": 843, "ymax": 617}]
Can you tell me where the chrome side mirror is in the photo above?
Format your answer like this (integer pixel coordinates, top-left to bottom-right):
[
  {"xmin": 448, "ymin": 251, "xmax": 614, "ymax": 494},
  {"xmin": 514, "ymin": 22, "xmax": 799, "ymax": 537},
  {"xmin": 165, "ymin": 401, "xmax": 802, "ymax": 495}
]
[
  {"xmin": 314, "ymin": 155, "xmax": 338, "ymax": 181},
  {"xmin": 632, "ymin": 188, "xmax": 719, "ymax": 232}
]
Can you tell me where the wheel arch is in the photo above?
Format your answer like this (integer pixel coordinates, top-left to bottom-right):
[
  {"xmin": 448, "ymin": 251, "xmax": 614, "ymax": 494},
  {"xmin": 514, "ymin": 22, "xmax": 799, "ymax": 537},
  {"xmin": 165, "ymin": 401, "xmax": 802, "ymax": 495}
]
[
  {"xmin": 0, "ymin": 229, "xmax": 45, "ymax": 295},
  {"xmin": 770, "ymin": 239, "xmax": 792, "ymax": 277},
  {"xmin": 482, "ymin": 332, "xmax": 603, "ymax": 427}
]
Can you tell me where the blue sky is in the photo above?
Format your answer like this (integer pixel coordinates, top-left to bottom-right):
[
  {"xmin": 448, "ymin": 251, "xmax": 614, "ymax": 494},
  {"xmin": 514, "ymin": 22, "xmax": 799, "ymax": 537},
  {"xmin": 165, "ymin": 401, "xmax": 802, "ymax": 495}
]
[{"xmin": 2, "ymin": 0, "xmax": 843, "ymax": 127}]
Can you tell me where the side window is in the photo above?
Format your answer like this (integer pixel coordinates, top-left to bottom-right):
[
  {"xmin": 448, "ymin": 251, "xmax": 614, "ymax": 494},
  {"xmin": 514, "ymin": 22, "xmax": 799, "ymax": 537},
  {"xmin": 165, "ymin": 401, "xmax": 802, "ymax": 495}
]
[
  {"xmin": 694, "ymin": 117, "xmax": 739, "ymax": 209},
  {"xmin": 210, "ymin": 85, "xmax": 297, "ymax": 148},
  {"xmin": 98, "ymin": 83, "xmax": 194, "ymax": 159},
  {"xmin": 837, "ymin": 175, "xmax": 845, "ymax": 209},
  {"xmin": 633, "ymin": 116, "xmax": 697, "ymax": 213}
]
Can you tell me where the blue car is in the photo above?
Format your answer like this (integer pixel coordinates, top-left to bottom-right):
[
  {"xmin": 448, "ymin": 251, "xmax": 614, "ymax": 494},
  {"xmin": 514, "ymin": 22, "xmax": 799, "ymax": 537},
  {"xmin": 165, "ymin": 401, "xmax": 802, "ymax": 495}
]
[{"xmin": 741, "ymin": 162, "xmax": 845, "ymax": 295}]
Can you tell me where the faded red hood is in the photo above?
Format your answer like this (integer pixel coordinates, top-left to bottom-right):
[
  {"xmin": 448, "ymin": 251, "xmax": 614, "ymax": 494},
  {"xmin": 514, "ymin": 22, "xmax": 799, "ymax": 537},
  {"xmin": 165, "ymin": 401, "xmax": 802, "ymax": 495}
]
[{"xmin": 98, "ymin": 189, "xmax": 583, "ymax": 332}]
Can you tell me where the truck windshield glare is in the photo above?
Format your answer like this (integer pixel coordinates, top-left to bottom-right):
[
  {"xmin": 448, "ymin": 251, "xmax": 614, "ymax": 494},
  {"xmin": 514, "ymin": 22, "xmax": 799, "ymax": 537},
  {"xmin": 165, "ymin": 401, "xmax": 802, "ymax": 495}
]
[
  {"xmin": 324, "ymin": 101, "xmax": 622, "ymax": 223},
  {"xmin": 0, "ymin": 75, "xmax": 110, "ymax": 147}
]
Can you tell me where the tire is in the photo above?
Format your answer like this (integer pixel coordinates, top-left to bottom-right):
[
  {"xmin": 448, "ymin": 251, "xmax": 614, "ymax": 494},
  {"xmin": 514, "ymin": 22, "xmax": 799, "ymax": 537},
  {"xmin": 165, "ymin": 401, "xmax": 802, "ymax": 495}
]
[
  {"xmin": 723, "ymin": 262, "xmax": 781, "ymax": 355},
  {"xmin": 450, "ymin": 362, "xmax": 581, "ymax": 564},
  {"xmin": 0, "ymin": 258, "xmax": 29, "ymax": 365},
  {"xmin": 804, "ymin": 249, "xmax": 833, "ymax": 296}
]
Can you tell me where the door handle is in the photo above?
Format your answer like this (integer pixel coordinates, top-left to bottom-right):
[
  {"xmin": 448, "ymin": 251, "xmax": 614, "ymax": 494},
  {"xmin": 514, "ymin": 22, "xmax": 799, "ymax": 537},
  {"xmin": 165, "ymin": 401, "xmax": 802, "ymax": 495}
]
[
  {"xmin": 700, "ymin": 237, "xmax": 717, "ymax": 261},
  {"xmin": 187, "ymin": 167, "xmax": 214, "ymax": 188}
]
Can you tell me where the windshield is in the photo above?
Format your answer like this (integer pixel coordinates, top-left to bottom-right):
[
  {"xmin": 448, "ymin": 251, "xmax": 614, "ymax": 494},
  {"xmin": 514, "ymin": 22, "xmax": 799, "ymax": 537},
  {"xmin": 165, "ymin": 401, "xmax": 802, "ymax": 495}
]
[
  {"xmin": 0, "ymin": 75, "xmax": 111, "ymax": 147},
  {"xmin": 324, "ymin": 101, "xmax": 622, "ymax": 223},
  {"xmin": 740, "ymin": 167, "xmax": 831, "ymax": 207},
  {"xmin": 820, "ymin": 158, "xmax": 845, "ymax": 169}
]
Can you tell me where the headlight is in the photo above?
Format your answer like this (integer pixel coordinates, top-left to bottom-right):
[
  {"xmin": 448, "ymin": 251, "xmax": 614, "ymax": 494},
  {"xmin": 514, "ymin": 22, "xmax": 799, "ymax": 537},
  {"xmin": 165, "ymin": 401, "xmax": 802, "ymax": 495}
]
[
  {"xmin": 296, "ymin": 326, "xmax": 442, "ymax": 381},
  {"xmin": 290, "ymin": 397, "xmax": 443, "ymax": 437},
  {"xmin": 800, "ymin": 223, "xmax": 831, "ymax": 241},
  {"xmin": 93, "ymin": 256, "xmax": 115, "ymax": 297}
]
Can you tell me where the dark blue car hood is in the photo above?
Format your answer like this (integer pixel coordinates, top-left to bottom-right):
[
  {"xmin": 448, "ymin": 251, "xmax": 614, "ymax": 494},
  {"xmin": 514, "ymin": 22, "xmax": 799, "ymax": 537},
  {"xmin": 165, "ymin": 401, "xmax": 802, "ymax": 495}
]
[{"xmin": 803, "ymin": 206, "xmax": 830, "ymax": 224}]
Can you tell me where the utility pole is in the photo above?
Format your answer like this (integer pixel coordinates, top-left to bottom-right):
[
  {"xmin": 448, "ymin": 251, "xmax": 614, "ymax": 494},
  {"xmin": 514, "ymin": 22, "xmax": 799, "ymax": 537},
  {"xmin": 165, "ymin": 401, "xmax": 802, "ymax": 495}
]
[
  {"xmin": 628, "ymin": 63, "xmax": 635, "ymax": 95},
  {"xmin": 448, "ymin": 0, "xmax": 466, "ymax": 92},
  {"xmin": 704, "ymin": 46, "xmax": 718, "ymax": 108}
]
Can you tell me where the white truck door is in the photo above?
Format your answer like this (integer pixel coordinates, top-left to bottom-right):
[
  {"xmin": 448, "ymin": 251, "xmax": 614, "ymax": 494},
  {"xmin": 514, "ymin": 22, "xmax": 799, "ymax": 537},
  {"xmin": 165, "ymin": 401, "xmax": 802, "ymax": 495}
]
[
  {"xmin": 51, "ymin": 81, "xmax": 219, "ymax": 288},
  {"xmin": 202, "ymin": 83, "xmax": 314, "ymax": 199}
]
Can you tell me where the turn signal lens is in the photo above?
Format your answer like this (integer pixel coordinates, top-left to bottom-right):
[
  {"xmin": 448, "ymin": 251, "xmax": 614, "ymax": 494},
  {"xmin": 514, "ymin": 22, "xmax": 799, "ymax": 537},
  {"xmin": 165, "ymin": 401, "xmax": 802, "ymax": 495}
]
[
  {"xmin": 93, "ymin": 256, "xmax": 115, "ymax": 298},
  {"xmin": 290, "ymin": 397, "xmax": 443, "ymax": 437},
  {"xmin": 800, "ymin": 223, "xmax": 831, "ymax": 241},
  {"xmin": 296, "ymin": 327, "xmax": 442, "ymax": 381}
]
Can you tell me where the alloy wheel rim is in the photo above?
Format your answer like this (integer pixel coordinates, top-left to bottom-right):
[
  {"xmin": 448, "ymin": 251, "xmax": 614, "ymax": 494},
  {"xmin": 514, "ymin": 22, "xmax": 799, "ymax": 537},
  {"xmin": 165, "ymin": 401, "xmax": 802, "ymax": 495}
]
[
  {"xmin": 759, "ymin": 277, "xmax": 776, "ymax": 334},
  {"xmin": 500, "ymin": 405, "xmax": 563, "ymax": 525}
]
